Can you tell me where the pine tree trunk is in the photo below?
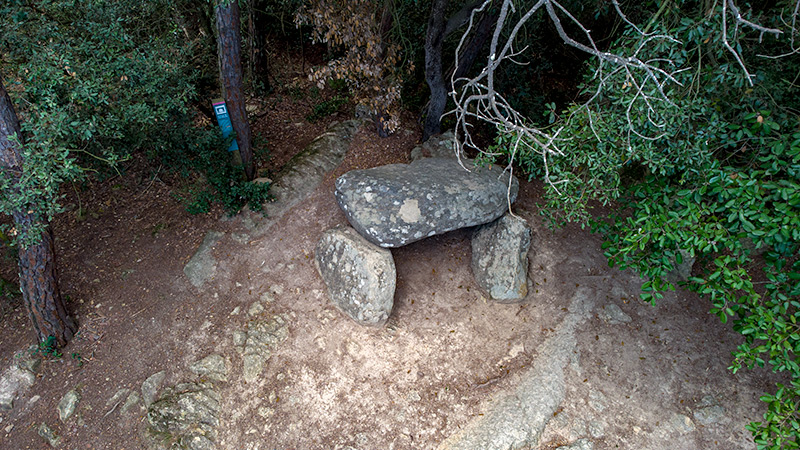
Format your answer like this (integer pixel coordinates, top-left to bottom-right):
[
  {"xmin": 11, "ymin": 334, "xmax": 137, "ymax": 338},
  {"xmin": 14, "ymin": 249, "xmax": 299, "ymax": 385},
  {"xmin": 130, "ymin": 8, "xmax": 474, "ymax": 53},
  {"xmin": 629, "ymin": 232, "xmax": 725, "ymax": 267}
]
[
  {"xmin": 216, "ymin": 0, "xmax": 255, "ymax": 181},
  {"xmin": 423, "ymin": 0, "xmax": 449, "ymax": 142},
  {"xmin": 0, "ymin": 76, "xmax": 77, "ymax": 347}
]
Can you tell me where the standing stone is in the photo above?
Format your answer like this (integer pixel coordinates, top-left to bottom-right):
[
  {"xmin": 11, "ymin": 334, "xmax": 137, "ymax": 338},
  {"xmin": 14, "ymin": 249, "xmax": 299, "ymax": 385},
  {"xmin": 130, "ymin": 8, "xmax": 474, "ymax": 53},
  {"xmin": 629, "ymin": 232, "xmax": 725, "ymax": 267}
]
[
  {"xmin": 315, "ymin": 226, "xmax": 396, "ymax": 326},
  {"xmin": 189, "ymin": 354, "xmax": 229, "ymax": 383},
  {"xmin": 335, "ymin": 158, "xmax": 519, "ymax": 248},
  {"xmin": 147, "ymin": 382, "xmax": 220, "ymax": 449},
  {"xmin": 471, "ymin": 214, "xmax": 532, "ymax": 302}
]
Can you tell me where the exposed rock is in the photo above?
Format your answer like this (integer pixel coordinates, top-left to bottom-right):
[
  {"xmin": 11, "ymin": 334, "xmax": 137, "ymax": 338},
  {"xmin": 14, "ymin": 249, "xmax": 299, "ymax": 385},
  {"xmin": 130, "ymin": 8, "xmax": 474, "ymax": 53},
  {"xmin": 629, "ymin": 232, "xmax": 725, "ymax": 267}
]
[
  {"xmin": 471, "ymin": 214, "xmax": 532, "ymax": 302},
  {"xmin": 598, "ymin": 304, "xmax": 632, "ymax": 324},
  {"xmin": 142, "ymin": 370, "xmax": 167, "ymax": 408},
  {"xmin": 121, "ymin": 391, "xmax": 141, "ymax": 414},
  {"xmin": 37, "ymin": 422, "xmax": 60, "ymax": 447},
  {"xmin": 665, "ymin": 413, "xmax": 696, "ymax": 434},
  {"xmin": 556, "ymin": 438, "xmax": 593, "ymax": 450},
  {"xmin": 147, "ymin": 382, "xmax": 220, "ymax": 450},
  {"xmin": 57, "ymin": 389, "xmax": 80, "ymax": 422},
  {"xmin": 694, "ymin": 395, "xmax": 726, "ymax": 425},
  {"xmin": 15, "ymin": 346, "xmax": 41, "ymax": 373},
  {"xmin": 664, "ymin": 249, "xmax": 694, "ymax": 285},
  {"xmin": 184, "ymin": 231, "xmax": 225, "ymax": 288},
  {"xmin": 247, "ymin": 301, "xmax": 264, "ymax": 316},
  {"xmin": 243, "ymin": 315, "xmax": 289, "ymax": 383},
  {"xmin": 189, "ymin": 354, "xmax": 229, "ymax": 383},
  {"xmin": 410, "ymin": 130, "xmax": 461, "ymax": 161},
  {"xmin": 259, "ymin": 120, "xmax": 366, "ymax": 223},
  {"xmin": 335, "ymin": 158, "xmax": 519, "ymax": 248},
  {"xmin": 0, "ymin": 365, "xmax": 36, "ymax": 410},
  {"xmin": 315, "ymin": 226, "xmax": 396, "ymax": 326},
  {"xmin": 437, "ymin": 289, "xmax": 594, "ymax": 450}
]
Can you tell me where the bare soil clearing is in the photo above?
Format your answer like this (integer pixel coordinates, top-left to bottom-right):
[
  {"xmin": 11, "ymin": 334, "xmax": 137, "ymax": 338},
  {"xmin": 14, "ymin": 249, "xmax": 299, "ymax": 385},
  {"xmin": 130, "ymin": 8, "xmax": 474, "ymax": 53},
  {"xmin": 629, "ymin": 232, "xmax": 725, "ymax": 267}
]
[{"xmin": 0, "ymin": 72, "xmax": 786, "ymax": 450}]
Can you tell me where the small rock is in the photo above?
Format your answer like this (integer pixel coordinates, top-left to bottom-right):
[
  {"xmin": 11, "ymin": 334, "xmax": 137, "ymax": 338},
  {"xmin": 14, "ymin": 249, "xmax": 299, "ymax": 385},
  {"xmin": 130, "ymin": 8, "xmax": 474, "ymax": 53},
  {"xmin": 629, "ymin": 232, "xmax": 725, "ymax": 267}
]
[
  {"xmin": 248, "ymin": 302, "xmax": 265, "ymax": 316},
  {"xmin": 121, "ymin": 391, "xmax": 141, "ymax": 414},
  {"xmin": 316, "ymin": 226, "xmax": 396, "ymax": 326},
  {"xmin": 142, "ymin": 371, "xmax": 166, "ymax": 408},
  {"xmin": 14, "ymin": 346, "xmax": 41, "ymax": 373},
  {"xmin": 0, "ymin": 366, "xmax": 36, "ymax": 410},
  {"xmin": 667, "ymin": 413, "xmax": 696, "ymax": 433},
  {"xmin": 5, "ymin": 424, "xmax": 13, "ymax": 433},
  {"xmin": 471, "ymin": 214, "xmax": 532, "ymax": 302},
  {"xmin": 232, "ymin": 330, "xmax": 247, "ymax": 350},
  {"xmin": 588, "ymin": 390, "xmax": 606, "ymax": 412},
  {"xmin": 588, "ymin": 421, "xmax": 605, "ymax": 438},
  {"xmin": 230, "ymin": 306, "xmax": 241, "ymax": 316},
  {"xmin": 598, "ymin": 304, "xmax": 632, "ymax": 324},
  {"xmin": 260, "ymin": 292, "xmax": 274, "ymax": 303},
  {"xmin": 665, "ymin": 249, "xmax": 695, "ymax": 284},
  {"xmin": 37, "ymin": 422, "xmax": 60, "ymax": 447},
  {"xmin": 243, "ymin": 315, "xmax": 289, "ymax": 383},
  {"xmin": 147, "ymin": 382, "xmax": 220, "ymax": 449},
  {"xmin": 410, "ymin": 130, "xmax": 461, "ymax": 161},
  {"xmin": 694, "ymin": 405, "xmax": 726, "ymax": 425},
  {"xmin": 189, "ymin": 354, "xmax": 229, "ymax": 383},
  {"xmin": 57, "ymin": 389, "xmax": 80, "ymax": 422},
  {"xmin": 184, "ymin": 231, "xmax": 225, "ymax": 288},
  {"xmin": 106, "ymin": 388, "xmax": 130, "ymax": 407},
  {"xmin": 556, "ymin": 438, "xmax": 593, "ymax": 450}
]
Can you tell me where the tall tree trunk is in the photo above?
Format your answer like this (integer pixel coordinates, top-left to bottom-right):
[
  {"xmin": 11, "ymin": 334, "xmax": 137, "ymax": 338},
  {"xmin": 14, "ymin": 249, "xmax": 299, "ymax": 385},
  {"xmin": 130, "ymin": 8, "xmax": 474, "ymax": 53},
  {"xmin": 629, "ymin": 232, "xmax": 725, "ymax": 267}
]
[
  {"xmin": 0, "ymin": 76, "xmax": 77, "ymax": 347},
  {"xmin": 423, "ymin": 0, "xmax": 450, "ymax": 142},
  {"xmin": 216, "ymin": 0, "xmax": 255, "ymax": 181}
]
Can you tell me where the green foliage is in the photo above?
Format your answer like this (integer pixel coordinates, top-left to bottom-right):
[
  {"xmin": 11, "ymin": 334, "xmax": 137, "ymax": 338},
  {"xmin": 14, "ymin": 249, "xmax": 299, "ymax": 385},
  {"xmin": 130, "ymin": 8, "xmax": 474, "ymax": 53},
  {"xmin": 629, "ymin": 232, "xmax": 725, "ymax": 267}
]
[
  {"xmin": 0, "ymin": 0, "xmax": 202, "ymax": 245},
  {"xmin": 30, "ymin": 335, "xmax": 62, "ymax": 359},
  {"xmin": 306, "ymin": 96, "xmax": 349, "ymax": 122},
  {"xmin": 483, "ymin": 1, "xmax": 800, "ymax": 447}
]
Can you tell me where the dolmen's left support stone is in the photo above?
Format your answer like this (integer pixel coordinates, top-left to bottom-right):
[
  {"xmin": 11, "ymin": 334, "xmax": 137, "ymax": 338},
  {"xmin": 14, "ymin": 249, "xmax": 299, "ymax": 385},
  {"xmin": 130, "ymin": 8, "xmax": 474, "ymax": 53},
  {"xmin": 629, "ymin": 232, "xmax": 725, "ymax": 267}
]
[
  {"xmin": 335, "ymin": 158, "xmax": 519, "ymax": 248},
  {"xmin": 315, "ymin": 226, "xmax": 396, "ymax": 326},
  {"xmin": 471, "ymin": 214, "xmax": 532, "ymax": 302}
]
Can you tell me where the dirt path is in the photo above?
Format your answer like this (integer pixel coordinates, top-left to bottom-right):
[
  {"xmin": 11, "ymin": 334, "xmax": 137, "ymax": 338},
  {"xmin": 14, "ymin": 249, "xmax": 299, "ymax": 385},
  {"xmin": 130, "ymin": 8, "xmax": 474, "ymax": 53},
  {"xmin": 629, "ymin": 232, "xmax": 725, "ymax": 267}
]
[{"xmin": 0, "ymin": 117, "xmax": 785, "ymax": 450}]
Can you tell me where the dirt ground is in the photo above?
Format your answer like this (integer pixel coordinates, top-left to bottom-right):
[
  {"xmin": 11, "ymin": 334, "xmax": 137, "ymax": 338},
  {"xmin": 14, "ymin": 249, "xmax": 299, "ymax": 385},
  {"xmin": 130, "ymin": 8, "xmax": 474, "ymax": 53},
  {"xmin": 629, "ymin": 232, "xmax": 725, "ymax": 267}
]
[{"xmin": 0, "ymin": 52, "xmax": 787, "ymax": 450}]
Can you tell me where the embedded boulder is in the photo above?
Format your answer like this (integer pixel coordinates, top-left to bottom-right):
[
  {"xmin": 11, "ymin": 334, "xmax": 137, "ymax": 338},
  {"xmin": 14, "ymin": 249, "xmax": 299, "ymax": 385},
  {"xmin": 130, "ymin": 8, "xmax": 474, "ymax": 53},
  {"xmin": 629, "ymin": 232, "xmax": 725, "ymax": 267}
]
[
  {"xmin": 471, "ymin": 214, "xmax": 532, "ymax": 302},
  {"xmin": 335, "ymin": 158, "xmax": 518, "ymax": 248},
  {"xmin": 315, "ymin": 226, "xmax": 396, "ymax": 326}
]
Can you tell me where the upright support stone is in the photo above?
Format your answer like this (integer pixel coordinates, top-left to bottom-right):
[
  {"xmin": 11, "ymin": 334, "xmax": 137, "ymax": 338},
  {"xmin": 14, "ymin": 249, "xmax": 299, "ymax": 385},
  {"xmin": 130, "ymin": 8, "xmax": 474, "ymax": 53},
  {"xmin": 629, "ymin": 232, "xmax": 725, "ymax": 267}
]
[
  {"xmin": 315, "ymin": 226, "xmax": 396, "ymax": 326},
  {"xmin": 471, "ymin": 214, "xmax": 532, "ymax": 302}
]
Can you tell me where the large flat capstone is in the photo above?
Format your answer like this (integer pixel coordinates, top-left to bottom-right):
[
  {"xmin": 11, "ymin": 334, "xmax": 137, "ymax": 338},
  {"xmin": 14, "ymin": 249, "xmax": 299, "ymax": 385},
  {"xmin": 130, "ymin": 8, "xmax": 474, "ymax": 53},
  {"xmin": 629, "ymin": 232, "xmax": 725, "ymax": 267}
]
[{"xmin": 335, "ymin": 158, "xmax": 518, "ymax": 248}]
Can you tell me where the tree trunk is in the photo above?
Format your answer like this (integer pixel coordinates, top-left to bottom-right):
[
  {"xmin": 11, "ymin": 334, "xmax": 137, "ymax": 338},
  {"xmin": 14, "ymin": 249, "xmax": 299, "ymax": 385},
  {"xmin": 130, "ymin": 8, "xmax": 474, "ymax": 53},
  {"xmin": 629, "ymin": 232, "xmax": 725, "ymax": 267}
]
[
  {"xmin": 216, "ymin": 0, "xmax": 255, "ymax": 181},
  {"xmin": 251, "ymin": 0, "xmax": 271, "ymax": 93},
  {"xmin": 448, "ymin": 8, "xmax": 498, "ymax": 87},
  {"xmin": 423, "ymin": 0, "xmax": 450, "ymax": 142},
  {"xmin": 0, "ymin": 76, "xmax": 77, "ymax": 347}
]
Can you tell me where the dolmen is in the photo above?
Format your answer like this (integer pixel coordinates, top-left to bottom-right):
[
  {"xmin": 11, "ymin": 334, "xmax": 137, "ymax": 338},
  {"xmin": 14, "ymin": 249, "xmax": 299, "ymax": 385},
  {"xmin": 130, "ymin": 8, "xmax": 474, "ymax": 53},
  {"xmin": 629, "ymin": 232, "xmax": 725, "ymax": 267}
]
[{"xmin": 316, "ymin": 145, "xmax": 533, "ymax": 326}]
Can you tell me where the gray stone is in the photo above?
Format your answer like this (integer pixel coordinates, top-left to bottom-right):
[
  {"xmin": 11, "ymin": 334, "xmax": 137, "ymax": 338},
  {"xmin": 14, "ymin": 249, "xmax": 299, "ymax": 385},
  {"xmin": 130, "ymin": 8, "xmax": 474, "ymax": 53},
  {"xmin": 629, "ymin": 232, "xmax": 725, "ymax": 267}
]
[
  {"xmin": 57, "ymin": 389, "xmax": 80, "ymax": 422},
  {"xmin": 598, "ymin": 303, "xmax": 632, "ymax": 324},
  {"xmin": 664, "ymin": 249, "xmax": 694, "ymax": 284},
  {"xmin": 121, "ymin": 391, "xmax": 141, "ymax": 414},
  {"xmin": 588, "ymin": 421, "xmax": 605, "ymax": 438},
  {"xmin": 142, "ymin": 371, "xmax": 167, "ymax": 408},
  {"xmin": 189, "ymin": 354, "xmax": 229, "ymax": 383},
  {"xmin": 147, "ymin": 382, "xmax": 220, "ymax": 449},
  {"xmin": 37, "ymin": 422, "xmax": 60, "ymax": 447},
  {"xmin": 556, "ymin": 438, "xmax": 593, "ymax": 450},
  {"xmin": 248, "ymin": 301, "xmax": 264, "ymax": 316},
  {"xmin": 184, "ymin": 231, "xmax": 225, "ymax": 288},
  {"xmin": 243, "ymin": 315, "xmax": 289, "ymax": 383},
  {"xmin": 315, "ymin": 226, "xmax": 396, "ymax": 326},
  {"xmin": 335, "ymin": 157, "xmax": 519, "ymax": 248},
  {"xmin": 15, "ymin": 346, "xmax": 41, "ymax": 373},
  {"xmin": 694, "ymin": 404, "xmax": 726, "ymax": 425},
  {"xmin": 471, "ymin": 214, "xmax": 531, "ymax": 302},
  {"xmin": 106, "ymin": 388, "xmax": 130, "ymax": 407},
  {"xmin": 666, "ymin": 413, "xmax": 696, "ymax": 433},
  {"xmin": 410, "ymin": 130, "xmax": 461, "ymax": 161},
  {"xmin": 0, "ymin": 365, "xmax": 36, "ymax": 410},
  {"xmin": 261, "ymin": 120, "xmax": 365, "ymax": 222}
]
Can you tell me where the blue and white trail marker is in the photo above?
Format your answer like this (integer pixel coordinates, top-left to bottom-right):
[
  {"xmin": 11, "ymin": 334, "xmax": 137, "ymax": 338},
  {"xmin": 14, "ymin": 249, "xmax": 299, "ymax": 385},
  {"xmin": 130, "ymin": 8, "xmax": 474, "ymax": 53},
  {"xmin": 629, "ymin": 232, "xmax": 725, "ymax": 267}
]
[{"xmin": 212, "ymin": 99, "xmax": 239, "ymax": 152}]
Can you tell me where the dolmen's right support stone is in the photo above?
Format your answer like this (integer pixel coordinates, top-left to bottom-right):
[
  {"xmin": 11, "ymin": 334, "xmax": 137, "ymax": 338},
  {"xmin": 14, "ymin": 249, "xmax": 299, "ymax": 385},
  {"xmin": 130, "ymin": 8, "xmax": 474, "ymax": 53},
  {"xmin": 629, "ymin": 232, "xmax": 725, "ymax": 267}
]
[
  {"xmin": 471, "ymin": 214, "xmax": 532, "ymax": 302},
  {"xmin": 335, "ymin": 158, "xmax": 519, "ymax": 248},
  {"xmin": 315, "ymin": 226, "xmax": 396, "ymax": 326}
]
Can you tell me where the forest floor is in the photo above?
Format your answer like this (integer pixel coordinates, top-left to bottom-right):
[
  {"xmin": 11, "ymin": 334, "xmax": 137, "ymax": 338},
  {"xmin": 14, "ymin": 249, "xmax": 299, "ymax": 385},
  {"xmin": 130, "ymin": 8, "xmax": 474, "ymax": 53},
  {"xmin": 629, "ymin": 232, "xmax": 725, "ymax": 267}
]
[{"xmin": 0, "ymin": 50, "xmax": 788, "ymax": 450}]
